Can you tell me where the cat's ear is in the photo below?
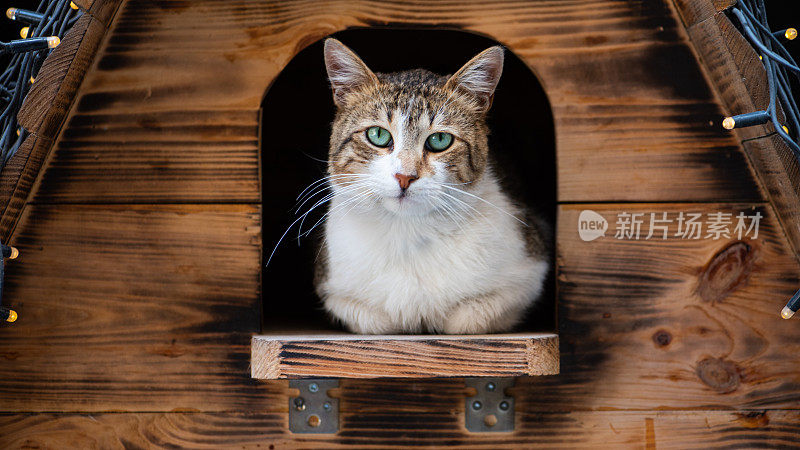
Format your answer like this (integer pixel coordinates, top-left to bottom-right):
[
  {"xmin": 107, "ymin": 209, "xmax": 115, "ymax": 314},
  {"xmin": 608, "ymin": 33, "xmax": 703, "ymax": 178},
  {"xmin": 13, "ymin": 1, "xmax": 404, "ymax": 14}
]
[
  {"xmin": 324, "ymin": 39, "xmax": 378, "ymax": 106},
  {"xmin": 445, "ymin": 46, "xmax": 504, "ymax": 111}
]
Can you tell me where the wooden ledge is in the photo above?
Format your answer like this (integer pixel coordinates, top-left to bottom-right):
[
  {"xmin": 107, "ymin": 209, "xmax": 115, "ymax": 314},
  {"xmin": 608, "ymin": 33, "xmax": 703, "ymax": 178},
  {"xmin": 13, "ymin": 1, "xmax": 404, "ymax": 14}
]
[{"xmin": 251, "ymin": 332, "xmax": 559, "ymax": 379}]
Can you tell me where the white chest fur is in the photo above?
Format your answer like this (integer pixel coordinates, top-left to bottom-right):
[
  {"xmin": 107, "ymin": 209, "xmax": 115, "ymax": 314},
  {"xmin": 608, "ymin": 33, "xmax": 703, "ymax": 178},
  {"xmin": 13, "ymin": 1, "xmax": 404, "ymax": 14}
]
[{"xmin": 319, "ymin": 176, "xmax": 548, "ymax": 333}]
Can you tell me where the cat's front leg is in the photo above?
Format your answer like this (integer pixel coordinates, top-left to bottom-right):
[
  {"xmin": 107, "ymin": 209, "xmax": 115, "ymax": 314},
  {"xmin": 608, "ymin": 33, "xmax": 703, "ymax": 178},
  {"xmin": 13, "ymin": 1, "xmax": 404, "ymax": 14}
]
[
  {"xmin": 324, "ymin": 296, "xmax": 401, "ymax": 334},
  {"xmin": 443, "ymin": 291, "xmax": 528, "ymax": 334}
]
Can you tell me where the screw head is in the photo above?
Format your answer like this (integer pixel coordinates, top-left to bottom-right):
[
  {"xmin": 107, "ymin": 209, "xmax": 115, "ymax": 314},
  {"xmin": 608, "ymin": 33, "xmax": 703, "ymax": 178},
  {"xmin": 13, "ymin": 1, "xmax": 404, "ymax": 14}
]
[
  {"xmin": 472, "ymin": 400, "xmax": 482, "ymax": 410},
  {"xmin": 486, "ymin": 382, "xmax": 496, "ymax": 391},
  {"xmin": 308, "ymin": 383, "xmax": 319, "ymax": 393},
  {"xmin": 323, "ymin": 401, "xmax": 332, "ymax": 411},
  {"xmin": 499, "ymin": 401, "xmax": 510, "ymax": 411}
]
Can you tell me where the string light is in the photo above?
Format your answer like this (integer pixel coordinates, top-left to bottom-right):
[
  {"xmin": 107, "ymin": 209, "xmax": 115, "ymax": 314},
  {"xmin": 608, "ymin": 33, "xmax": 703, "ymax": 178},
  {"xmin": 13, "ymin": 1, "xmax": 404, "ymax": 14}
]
[
  {"xmin": 722, "ymin": 110, "xmax": 770, "ymax": 130},
  {"xmin": 1, "ymin": 308, "xmax": 17, "ymax": 323},
  {"xmin": 5, "ymin": 8, "xmax": 44, "ymax": 24},
  {"xmin": 773, "ymin": 28, "xmax": 798, "ymax": 41},
  {"xmin": 729, "ymin": 1, "xmax": 800, "ymax": 319},
  {"xmin": 1, "ymin": 2, "xmax": 82, "ymax": 325},
  {"xmin": 0, "ymin": 36, "xmax": 60, "ymax": 55},
  {"xmin": 782, "ymin": 289, "xmax": 800, "ymax": 319},
  {"xmin": 726, "ymin": 5, "xmax": 799, "ymax": 152},
  {"xmin": 0, "ymin": 244, "xmax": 19, "ymax": 324}
]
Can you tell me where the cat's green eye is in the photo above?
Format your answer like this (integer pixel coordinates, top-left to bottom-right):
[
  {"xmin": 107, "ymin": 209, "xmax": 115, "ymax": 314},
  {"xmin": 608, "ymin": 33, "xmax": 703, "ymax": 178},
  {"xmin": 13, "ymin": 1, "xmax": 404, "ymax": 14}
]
[
  {"xmin": 425, "ymin": 132, "xmax": 454, "ymax": 152},
  {"xmin": 366, "ymin": 126, "xmax": 392, "ymax": 147}
]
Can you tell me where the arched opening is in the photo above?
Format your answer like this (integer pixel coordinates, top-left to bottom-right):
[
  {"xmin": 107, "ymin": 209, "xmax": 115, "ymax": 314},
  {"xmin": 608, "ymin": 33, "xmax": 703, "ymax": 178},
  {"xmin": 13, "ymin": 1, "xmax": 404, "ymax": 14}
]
[{"xmin": 260, "ymin": 28, "xmax": 556, "ymax": 333}]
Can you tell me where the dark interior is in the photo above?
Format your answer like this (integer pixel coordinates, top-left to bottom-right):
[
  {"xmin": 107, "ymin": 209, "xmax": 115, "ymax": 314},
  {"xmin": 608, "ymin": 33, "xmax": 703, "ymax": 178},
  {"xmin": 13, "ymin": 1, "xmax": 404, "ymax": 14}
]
[{"xmin": 260, "ymin": 28, "xmax": 556, "ymax": 333}]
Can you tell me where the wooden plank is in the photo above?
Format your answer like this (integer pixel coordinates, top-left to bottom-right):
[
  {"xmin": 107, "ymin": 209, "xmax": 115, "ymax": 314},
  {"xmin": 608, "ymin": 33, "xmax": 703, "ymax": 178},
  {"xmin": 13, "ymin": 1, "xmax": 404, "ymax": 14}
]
[
  {"xmin": 2, "ymin": 9, "xmax": 113, "ymax": 239},
  {"xmin": 84, "ymin": 0, "xmax": 122, "ymax": 27},
  {"xmin": 742, "ymin": 135, "xmax": 800, "ymax": 261},
  {"xmin": 251, "ymin": 333, "xmax": 559, "ymax": 379},
  {"xmin": 681, "ymin": 9, "xmax": 800, "ymax": 260},
  {"xmin": 1, "ymin": 410, "xmax": 798, "ymax": 448},
  {"xmin": 0, "ymin": 135, "xmax": 52, "ymax": 241},
  {"xmin": 672, "ymin": 0, "xmax": 735, "ymax": 28},
  {"xmin": 0, "ymin": 204, "xmax": 266, "ymax": 412},
  {"xmin": 18, "ymin": 15, "xmax": 103, "ymax": 140},
  {"xmin": 31, "ymin": 0, "xmax": 761, "ymax": 203},
  {"xmin": 5, "ymin": 203, "xmax": 798, "ymax": 411},
  {"xmin": 684, "ymin": 9, "xmax": 773, "ymax": 141},
  {"xmin": 540, "ymin": 203, "xmax": 800, "ymax": 411},
  {"xmin": 32, "ymin": 110, "xmax": 260, "ymax": 203}
]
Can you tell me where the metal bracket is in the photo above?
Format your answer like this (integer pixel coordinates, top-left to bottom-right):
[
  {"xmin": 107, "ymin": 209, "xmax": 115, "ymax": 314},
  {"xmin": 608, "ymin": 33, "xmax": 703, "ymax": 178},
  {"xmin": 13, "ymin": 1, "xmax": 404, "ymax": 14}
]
[
  {"xmin": 465, "ymin": 378, "xmax": 515, "ymax": 432},
  {"xmin": 288, "ymin": 379, "xmax": 339, "ymax": 434}
]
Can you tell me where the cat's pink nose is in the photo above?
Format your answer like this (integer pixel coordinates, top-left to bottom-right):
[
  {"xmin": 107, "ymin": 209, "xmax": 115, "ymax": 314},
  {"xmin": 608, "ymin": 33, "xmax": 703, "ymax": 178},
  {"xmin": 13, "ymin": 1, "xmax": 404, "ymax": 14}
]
[{"xmin": 394, "ymin": 173, "xmax": 418, "ymax": 190}]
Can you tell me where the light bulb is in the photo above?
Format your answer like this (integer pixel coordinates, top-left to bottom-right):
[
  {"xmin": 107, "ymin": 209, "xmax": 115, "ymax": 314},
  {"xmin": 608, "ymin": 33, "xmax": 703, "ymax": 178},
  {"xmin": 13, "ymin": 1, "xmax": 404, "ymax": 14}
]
[{"xmin": 722, "ymin": 117, "xmax": 735, "ymax": 130}]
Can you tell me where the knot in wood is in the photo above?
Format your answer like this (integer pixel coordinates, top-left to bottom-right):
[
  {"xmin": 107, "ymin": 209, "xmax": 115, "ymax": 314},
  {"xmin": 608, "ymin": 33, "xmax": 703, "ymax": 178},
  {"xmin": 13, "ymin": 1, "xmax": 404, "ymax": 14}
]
[
  {"xmin": 652, "ymin": 330, "xmax": 672, "ymax": 347},
  {"xmin": 695, "ymin": 357, "xmax": 740, "ymax": 393},
  {"xmin": 695, "ymin": 241, "xmax": 756, "ymax": 304},
  {"xmin": 736, "ymin": 411, "xmax": 770, "ymax": 428}
]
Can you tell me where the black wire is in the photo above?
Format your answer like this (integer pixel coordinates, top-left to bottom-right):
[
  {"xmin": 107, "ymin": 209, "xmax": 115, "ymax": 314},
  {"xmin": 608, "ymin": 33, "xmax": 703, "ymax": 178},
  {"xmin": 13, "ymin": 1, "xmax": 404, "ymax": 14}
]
[
  {"xmin": 0, "ymin": 0, "xmax": 81, "ymax": 324},
  {"xmin": 729, "ymin": 1, "xmax": 800, "ymax": 156},
  {"xmin": 0, "ymin": 0, "xmax": 81, "ymax": 165}
]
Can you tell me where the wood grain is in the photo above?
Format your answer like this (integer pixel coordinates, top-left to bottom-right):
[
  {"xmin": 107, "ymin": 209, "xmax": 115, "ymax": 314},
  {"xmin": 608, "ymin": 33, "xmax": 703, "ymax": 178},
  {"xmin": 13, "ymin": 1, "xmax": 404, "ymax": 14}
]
[
  {"xmin": 18, "ymin": 15, "xmax": 101, "ymax": 140},
  {"xmin": 2, "ymin": 4, "xmax": 115, "ymax": 242},
  {"xmin": 673, "ymin": 0, "xmax": 734, "ymax": 27},
  {"xmin": 32, "ymin": 109, "xmax": 260, "ymax": 203},
  {"xmin": 0, "ymin": 135, "xmax": 51, "ymax": 241},
  {"xmin": 742, "ymin": 134, "xmax": 800, "ymax": 261},
  {"xmin": 683, "ymin": 7, "xmax": 773, "ymax": 141},
  {"xmin": 678, "ymin": 2, "xmax": 800, "ymax": 260},
  {"xmin": 3, "ymin": 0, "xmax": 799, "ymax": 445},
  {"xmin": 31, "ymin": 0, "xmax": 762, "ymax": 203},
  {"xmin": 5, "ymin": 203, "xmax": 799, "ymax": 412},
  {"xmin": 542, "ymin": 203, "xmax": 800, "ymax": 411},
  {"xmin": 1, "ymin": 204, "xmax": 267, "ymax": 412},
  {"xmin": 2, "ymin": 410, "xmax": 798, "ymax": 449},
  {"xmin": 252, "ymin": 333, "xmax": 559, "ymax": 379}
]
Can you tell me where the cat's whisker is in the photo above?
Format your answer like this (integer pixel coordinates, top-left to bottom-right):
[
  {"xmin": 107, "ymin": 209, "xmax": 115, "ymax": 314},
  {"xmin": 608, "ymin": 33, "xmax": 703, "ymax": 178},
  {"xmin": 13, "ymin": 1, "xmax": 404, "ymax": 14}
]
[
  {"xmin": 441, "ymin": 180, "xmax": 474, "ymax": 187},
  {"xmin": 267, "ymin": 205, "xmax": 329, "ymax": 267},
  {"xmin": 296, "ymin": 182, "xmax": 372, "ymax": 241},
  {"xmin": 269, "ymin": 181, "xmax": 373, "ymax": 263},
  {"xmin": 296, "ymin": 173, "xmax": 366, "ymax": 199},
  {"xmin": 295, "ymin": 192, "xmax": 338, "ymax": 242},
  {"xmin": 441, "ymin": 184, "xmax": 528, "ymax": 226},
  {"xmin": 294, "ymin": 175, "xmax": 370, "ymax": 213},
  {"xmin": 441, "ymin": 190, "xmax": 500, "ymax": 234},
  {"xmin": 301, "ymin": 188, "xmax": 373, "ymax": 238},
  {"xmin": 436, "ymin": 194, "xmax": 469, "ymax": 234},
  {"xmin": 295, "ymin": 174, "xmax": 367, "ymax": 206},
  {"xmin": 446, "ymin": 197, "xmax": 477, "ymax": 231},
  {"xmin": 295, "ymin": 174, "xmax": 348, "ymax": 201},
  {"xmin": 301, "ymin": 151, "xmax": 331, "ymax": 164}
]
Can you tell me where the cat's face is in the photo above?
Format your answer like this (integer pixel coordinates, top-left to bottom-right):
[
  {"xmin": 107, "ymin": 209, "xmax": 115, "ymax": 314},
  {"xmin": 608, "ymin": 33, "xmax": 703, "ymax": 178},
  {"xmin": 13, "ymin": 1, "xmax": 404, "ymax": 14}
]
[{"xmin": 324, "ymin": 39, "xmax": 504, "ymax": 216}]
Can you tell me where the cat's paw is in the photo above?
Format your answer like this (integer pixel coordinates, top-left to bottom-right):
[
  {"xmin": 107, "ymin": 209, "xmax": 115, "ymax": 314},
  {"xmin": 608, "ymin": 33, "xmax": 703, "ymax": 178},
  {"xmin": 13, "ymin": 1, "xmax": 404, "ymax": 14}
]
[
  {"xmin": 443, "ymin": 298, "xmax": 520, "ymax": 334},
  {"xmin": 443, "ymin": 307, "xmax": 490, "ymax": 334},
  {"xmin": 324, "ymin": 296, "xmax": 400, "ymax": 335}
]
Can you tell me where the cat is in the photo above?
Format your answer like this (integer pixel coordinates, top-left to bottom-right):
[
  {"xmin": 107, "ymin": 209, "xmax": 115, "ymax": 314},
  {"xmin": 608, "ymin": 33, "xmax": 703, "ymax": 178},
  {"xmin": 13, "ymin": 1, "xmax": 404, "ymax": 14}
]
[{"xmin": 312, "ymin": 38, "xmax": 549, "ymax": 334}]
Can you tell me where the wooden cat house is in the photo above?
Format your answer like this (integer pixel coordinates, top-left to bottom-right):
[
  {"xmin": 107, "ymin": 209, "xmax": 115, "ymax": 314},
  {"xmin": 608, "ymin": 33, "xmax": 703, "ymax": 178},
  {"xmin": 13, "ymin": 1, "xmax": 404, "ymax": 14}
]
[{"xmin": 2, "ymin": 0, "xmax": 799, "ymax": 446}]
